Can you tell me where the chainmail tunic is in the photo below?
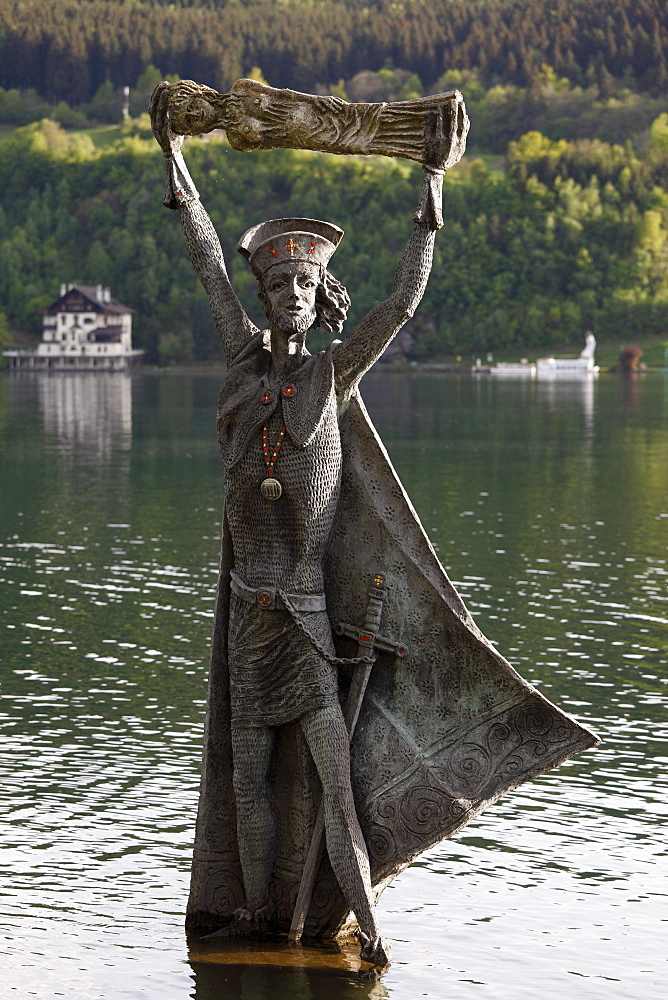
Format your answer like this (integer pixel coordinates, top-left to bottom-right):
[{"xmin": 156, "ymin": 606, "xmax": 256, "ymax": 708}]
[
  {"xmin": 220, "ymin": 337, "xmax": 343, "ymax": 726},
  {"xmin": 178, "ymin": 195, "xmax": 435, "ymax": 730}
]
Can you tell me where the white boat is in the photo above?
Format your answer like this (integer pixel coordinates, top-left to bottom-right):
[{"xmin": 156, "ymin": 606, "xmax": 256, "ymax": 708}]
[
  {"xmin": 489, "ymin": 359, "xmax": 536, "ymax": 377},
  {"xmin": 488, "ymin": 333, "xmax": 599, "ymax": 378},
  {"xmin": 536, "ymin": 333, "xmax": 599, "ymax": 377}
]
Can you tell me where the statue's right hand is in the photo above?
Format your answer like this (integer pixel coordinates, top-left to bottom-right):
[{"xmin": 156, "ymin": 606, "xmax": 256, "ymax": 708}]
[{"xmin": 149, "ymin": 82, "xmax": 184, "ymax": 158}]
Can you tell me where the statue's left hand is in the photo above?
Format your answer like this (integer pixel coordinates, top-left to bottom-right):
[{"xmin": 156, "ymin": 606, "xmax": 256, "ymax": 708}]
[
  {"xmin": 414, "ymin": 106, "xmax": 455, "ymax": 231},
  {"xmin": 149, "ymin": 82, "xmax": 184, "ymax": 158},
  {"xmin": 423, "ymin": 105, "xmax": 455, "ymax": 172}
]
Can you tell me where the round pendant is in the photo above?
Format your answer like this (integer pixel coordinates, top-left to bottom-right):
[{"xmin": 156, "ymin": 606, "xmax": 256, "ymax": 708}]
[{"xmin": 261, "ymin": 477, "xmax": 283, "ymax": 501}]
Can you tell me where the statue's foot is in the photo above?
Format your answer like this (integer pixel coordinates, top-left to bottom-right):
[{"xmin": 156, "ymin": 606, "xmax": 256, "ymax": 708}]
[
  {"xmin": 253, "ymin": 901, "xmax": 274, "ymax": 922},
  {"xmin": 359, "ymin": 932, "xmax": 392, "ymax": 969},
  {"xmin": 201, "ymin": 918, "xmax": 259, "ymax": 941},
  {"xmin": 201, "ymin": 905, "xmax": 273, "ymax": 941},
  {"xmin": 233, "ymin": 902, "xmax": 274, "ymax": 922}
]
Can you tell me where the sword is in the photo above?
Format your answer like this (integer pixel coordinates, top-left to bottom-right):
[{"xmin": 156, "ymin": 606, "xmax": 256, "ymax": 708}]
[{"xmin": 288, "ymin": 572, "xmax": 406, "ymax": 944}]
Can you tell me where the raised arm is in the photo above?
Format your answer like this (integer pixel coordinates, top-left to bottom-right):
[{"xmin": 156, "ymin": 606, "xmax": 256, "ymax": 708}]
[
  {"xmin": 332, "ymin": 219, "xmax": 436, "ymax": 398},
  {"xmin": 333, "ymin": 109, "xmax": 451, "ymax": 399},
  {"xmin": 149, "ymin": 82, "xmax": 259, "ymax": 364}
]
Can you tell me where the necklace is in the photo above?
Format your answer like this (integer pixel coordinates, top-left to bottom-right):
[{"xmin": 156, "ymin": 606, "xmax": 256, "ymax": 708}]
[{"xmin": 260, "ymin": 424, "xmax": 286, "ymax": 500}]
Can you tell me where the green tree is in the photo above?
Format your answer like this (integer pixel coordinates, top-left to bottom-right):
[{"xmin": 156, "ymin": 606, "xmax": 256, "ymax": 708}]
[{"xmin": 129, "ymin": 66, "xmax": 178, "ymax": 118}]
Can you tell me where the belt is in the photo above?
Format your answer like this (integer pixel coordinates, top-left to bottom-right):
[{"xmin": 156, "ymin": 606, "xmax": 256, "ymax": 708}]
[{"xmin": 230, "ymin": 570, "xmax": 327, "ymax": 613}]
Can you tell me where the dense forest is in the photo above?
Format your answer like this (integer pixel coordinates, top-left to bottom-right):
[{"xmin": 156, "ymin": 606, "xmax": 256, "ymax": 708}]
[
  {"xmin": 1, "ymin": 117, "xmax": 666, "ymax": 363},
  {"xmin": 0, "ymin": 0, "xmax": 666, "ymax": 106}
]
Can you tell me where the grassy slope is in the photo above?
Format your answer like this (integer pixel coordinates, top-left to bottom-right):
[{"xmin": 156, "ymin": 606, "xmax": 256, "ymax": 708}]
[
  {"xmin": 75, "ymin": 125, "xmax": 122, "ymax": 148},
  {"xmin": 0, "ymin": 123, "xmax": 122, "ymax": 146}
]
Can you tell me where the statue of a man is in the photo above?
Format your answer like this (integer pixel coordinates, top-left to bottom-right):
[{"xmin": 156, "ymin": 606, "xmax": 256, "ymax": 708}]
[
  {"xmin": 150, "ymin": 82, "xmax": 449, "ymax": 967},
  {"xmin": 149, "ymin": 81, "xmax": 599, "ymax": 969}
]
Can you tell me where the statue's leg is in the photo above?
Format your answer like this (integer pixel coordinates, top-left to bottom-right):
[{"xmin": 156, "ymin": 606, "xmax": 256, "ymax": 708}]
[
  {"xmin": 230, "ymin": 723, "xmax": 276, "ymax": 920},
  {"xmin": 299, "ymin": 705, "xmax": 383, "ymax": 948}
]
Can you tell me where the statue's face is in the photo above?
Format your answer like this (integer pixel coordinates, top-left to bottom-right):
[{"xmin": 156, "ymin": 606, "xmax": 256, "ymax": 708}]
[{"xmin": 262, "ymin": 262, "xmax": 319, "ymax": 337}]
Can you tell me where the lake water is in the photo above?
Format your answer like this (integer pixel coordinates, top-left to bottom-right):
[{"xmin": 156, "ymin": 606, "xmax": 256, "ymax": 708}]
[{"xmin": 0, "ymin": 369, "xmax": 666, "ymax": 1000}]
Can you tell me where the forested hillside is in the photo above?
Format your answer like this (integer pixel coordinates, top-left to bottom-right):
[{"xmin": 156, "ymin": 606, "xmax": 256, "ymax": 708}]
[
  {"xmin": 0, "ymin": 0, "xmax": 666, "ymax": 105},
  {"xmin": 2, "ymin": 119, "xmax": 666, "ymax": 363},
  {"xmin": 0, "ymin": 0, "xmax": 666, "ymax": 362}
]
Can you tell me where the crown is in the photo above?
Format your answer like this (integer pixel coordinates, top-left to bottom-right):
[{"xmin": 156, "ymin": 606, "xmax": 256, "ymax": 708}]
[{"xmin": 237, "ymin": 218, "xmax": 343, "ymax": 279}]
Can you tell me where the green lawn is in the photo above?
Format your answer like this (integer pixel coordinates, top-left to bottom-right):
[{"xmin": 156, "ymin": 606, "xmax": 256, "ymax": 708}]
[
  {"xmin": 0, "ymin": 122, "xmax": 123, "ymax": 147},
  {"xmin": 70, "ymin": 125, "xmax": 122, "ymax": 148}
]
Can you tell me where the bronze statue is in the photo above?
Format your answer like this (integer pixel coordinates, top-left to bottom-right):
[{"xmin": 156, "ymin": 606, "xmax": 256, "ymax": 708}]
[
  {"xmin": 149, "ymin": 80, "xmax": 598, "ymax": 970},
  {"xmin": 154, "ymin": 77, "xmax": 468, "ymax": 167}
]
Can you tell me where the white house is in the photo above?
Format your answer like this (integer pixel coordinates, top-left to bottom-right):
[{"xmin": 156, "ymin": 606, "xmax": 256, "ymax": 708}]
[{"xmin": 3, "ymin": 284, "xmax": 143, "ymax": 371}]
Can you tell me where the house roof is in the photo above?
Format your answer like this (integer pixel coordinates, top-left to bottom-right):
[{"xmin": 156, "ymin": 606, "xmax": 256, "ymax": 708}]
[{"xmin": 40, "ymin": 284, "xmax": 135, "ymax": 316}]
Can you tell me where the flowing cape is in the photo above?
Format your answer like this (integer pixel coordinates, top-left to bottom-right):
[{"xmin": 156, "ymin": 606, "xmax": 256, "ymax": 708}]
[{"xmin": 185, "ymin": 391, "xmax": 599, "ymax": 938}]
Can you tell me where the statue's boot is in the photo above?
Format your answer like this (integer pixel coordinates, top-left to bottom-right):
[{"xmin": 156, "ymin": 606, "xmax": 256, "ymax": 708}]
[
  {"xmin": 200, "ymin": 904, "xmax": 274, "ymax": 941},
  {"xmin": 359, "ymin": 932, "xmax": 392, "ymax": 969},
  {"xmin": 200, "ymin": 919, "xmax": 263, "ymax": 941}
]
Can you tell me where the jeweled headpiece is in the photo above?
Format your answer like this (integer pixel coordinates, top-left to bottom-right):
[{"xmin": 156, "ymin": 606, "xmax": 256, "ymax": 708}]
[{"xmin": 237, "ymin": 218, "xmax": 343, "ymax": 279}]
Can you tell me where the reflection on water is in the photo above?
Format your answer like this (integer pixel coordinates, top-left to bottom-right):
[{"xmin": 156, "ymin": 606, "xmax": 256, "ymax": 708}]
[
  {"xmin": 534, "ymin": 372, "xmax": 596, "ymax": 438},
  {"xmin": 8, "ymin": 372, "xmax": 132, "ymax": 456},
  {"xmin": 190, "ymin": 936, "xmax": 374, "ymax": 972},
  {"xmin": 189, "ymin": 938, "xmax": 388, "ymax": 1000},
  {"xmin": 0, "ymin": 369, "xmax": 666, "ymax": 1000},
  {"xmin": 191, "ymin": 962, "xmax": 387, "ymax": 1000}
]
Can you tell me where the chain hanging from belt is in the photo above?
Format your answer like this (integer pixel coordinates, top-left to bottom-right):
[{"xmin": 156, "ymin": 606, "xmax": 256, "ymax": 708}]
[
  {"xmin": 280, "ymin": 590, "xmax": 375, "ymax": 666},
  {"xmin": 260, "ymin": 424, "xmax": 286, "ymax": 500}
]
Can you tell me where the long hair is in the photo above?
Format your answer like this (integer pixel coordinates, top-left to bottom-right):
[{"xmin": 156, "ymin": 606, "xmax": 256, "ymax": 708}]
[
  {"xmin": 314, "ymin": 268, "xmax": 350, "ymax": 337},
  {"xmin": 258, "ymin": 267, "xmax": 351, "ymax": 338}
]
